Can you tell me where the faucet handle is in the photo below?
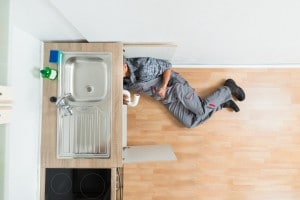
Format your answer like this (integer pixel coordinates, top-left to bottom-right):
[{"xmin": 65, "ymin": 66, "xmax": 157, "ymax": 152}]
[
  {"xmin": 55, "ymin": 93, "xmax": 73, "ymax": 117},
  {"xmin": 56, "ymin": 93, "xmax": 71, "ymax": 106}
]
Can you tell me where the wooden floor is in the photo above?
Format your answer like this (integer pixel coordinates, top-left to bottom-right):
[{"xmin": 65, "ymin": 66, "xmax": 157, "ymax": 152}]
[{"xmin": 123, "ymin": 68, "xmax": 300, "ymax": 200}]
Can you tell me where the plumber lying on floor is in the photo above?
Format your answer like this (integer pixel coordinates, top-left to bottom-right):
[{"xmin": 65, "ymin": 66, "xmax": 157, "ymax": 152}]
[{"xmin": 123, "ymin": 57, "xmax": 246, "ymax": 128}]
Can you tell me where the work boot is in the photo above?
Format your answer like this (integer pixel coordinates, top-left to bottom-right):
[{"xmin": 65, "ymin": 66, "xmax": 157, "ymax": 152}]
[
  {"xmin": 222, "ymin": 100, "xmax": 240, "ymax": 112},
  {"xmin": 224, "ymin": 79, "xmax": 245, "ymax": 101}
]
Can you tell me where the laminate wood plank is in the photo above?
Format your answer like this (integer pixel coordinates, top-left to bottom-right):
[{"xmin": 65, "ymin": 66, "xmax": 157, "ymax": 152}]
[{"xmin": 123, "ymin": 68, "xmax": 300, "ymax": 200}]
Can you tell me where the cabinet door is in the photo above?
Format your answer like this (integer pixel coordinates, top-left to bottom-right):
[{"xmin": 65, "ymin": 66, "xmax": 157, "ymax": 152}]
[
  {"xmin": 0, "ymin": 86, "xmax": 13, "ymax": 103},
  {"xmin": 123, "ymin": 44, "xmax": 177, "ymax": 61},
  {"xmin": 122, "ymin": 106, "xmax": 177, "ymax": 164},
  {"xmin": 123, "ymin": 144, "xmax": 177, "ymax": 164},
  {"xmin": 0, "ymin": 106, "xmax": 12, "ymax": 124}
]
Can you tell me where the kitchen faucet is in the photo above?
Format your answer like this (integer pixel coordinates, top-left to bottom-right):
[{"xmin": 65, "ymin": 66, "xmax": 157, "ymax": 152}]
[{"xmin": 55, "ymin": 93, "xmax": 73, "ymax": 116}]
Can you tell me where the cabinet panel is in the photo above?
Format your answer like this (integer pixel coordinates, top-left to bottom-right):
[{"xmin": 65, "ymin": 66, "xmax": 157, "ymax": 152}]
[
  {"xmin": 0, "ymin": 107, "xmax": 12, "ymax": 124},
  {"xmin": 123, "ymin": 144, "xmax": 177, "ymax": 164},
  {"xmin": 122, "ymin": 105, "xmax": 177, "ymax": 164},
  {"xmin": 0, "ymin": 86, "xmax": 12, "ymax": 103},
  {"xmin": 123, "ymin": 43, "xmax": 177, "ymax": 61}
]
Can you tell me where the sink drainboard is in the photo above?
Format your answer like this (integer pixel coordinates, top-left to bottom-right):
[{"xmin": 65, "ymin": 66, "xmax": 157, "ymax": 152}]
[{"xmin": 57, "ymin": 106, "xmax": 110, "ymax": 158}]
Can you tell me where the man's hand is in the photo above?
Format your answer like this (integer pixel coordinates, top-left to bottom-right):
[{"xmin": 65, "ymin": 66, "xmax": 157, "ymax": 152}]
[
  {"xmin": 123, "ymin": 94, "xmax": 130, "ymax": 105},
  {"xmin": 158, "ymin": 87, "xmax": 167, "ymax": 99},
  {"xmin": 158, "ymin": 69, "xmax": 171, "ymax": 99}
]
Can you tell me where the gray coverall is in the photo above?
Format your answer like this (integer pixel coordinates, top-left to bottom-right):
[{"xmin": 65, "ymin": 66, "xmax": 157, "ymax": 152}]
[{"xmin": 124, "ymin": 57, "xmax": 232, "ymax": 128}]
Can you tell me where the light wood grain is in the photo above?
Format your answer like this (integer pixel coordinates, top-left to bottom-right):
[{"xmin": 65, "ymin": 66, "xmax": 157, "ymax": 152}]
[
  {"xmin": 40, "ymin": 42, "xmax": 123, "ymax": 200},
  {"xmin": 41, "ymin": 42, "xmax": 123, "ymax": 168},
  {"xmin": 123, "ymin": 68, "xmax": 300, "ymax": 200}
]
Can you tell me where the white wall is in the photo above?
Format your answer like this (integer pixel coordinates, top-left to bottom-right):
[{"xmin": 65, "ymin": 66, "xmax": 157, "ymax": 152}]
[
  {"xmin": 0, "ymin": 0, "xmax": 10, "ymax": 85},
  {"xmin": 5, "ymin": 26, "xmax": 42, "ymax": 200},
  {"xmin": 3, "ymin": 1, "xmax": 84, "ymax": 199},
  {"xmin": 0, "ymin": 0, "xmax": 10, "ymax": 199},
  {"xmin": 49, "ymin": 0, "xmax": 300, "ymax": 65},
  {"xmin": 7, "ymin": 0, "xmax": 300, "ymax": 64},
  {"xmin": 10, "ymin": 0, "xmax": 84, "ymax": 41}
]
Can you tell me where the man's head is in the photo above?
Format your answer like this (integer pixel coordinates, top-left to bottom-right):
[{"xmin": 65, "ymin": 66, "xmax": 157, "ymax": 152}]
[
  {"xmin": 123, "ymin": 56, "xmax": 130, "ymax": 78},
  {"xmin": 123, "ymin": 63, "xmax": 129, "ymax": 78}
]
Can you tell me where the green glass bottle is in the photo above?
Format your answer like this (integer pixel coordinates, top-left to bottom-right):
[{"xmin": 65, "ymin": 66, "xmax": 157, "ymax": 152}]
[{"xmin": 40, "ymin": 67, "xmax": 58, "ymax": 80}]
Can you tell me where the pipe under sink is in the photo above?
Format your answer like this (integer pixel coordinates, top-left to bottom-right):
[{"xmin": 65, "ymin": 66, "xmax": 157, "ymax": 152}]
[{"xmin": 56, "ymin": 51, "xmax": 112, "ymax": 159}]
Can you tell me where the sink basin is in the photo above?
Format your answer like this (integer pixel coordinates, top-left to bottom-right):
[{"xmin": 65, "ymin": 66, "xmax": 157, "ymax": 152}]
[
  {"xmin": 65, "ymin": 56, "xmax": 108, "ymax": 102},
  {"xmin": 57, "ymin": 51, "xmax": 112, "ymax": 159}
]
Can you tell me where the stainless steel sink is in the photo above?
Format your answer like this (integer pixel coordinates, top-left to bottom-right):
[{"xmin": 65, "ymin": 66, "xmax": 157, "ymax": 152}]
[
  {"xmin": 64, "ymin": 56, "xmax": 108, "ymax": 102},
  {"xmin": 57, "ymin": 51, "xmax": 112, "ymax": 159}
]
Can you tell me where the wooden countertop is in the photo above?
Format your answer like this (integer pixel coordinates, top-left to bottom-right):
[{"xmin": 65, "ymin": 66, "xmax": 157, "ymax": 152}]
[{"xmin": 41, "ymin": 42, "xmax": 123, "ymax": 168}]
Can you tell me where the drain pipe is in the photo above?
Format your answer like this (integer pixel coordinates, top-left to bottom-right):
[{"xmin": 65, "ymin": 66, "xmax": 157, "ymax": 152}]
[{"xmin": 123, "ymin": 90, "xmax": 140, "ymax": 107}]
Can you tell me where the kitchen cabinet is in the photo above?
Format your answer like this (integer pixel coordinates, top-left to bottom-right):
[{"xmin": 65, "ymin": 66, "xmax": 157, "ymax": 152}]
[
  {"xmin": 0, "ymin": 86, "xmax": 13, "ymax": 103},
  {"xmin": 123, "ymin": 144, "xmax": 177, "ymax": 163},
  {"xmin": 122, "ymin": 105, "xmax": 177, "ymax": 164},
  {"xmin": 40, "ymin": 42, "xmax": 176, "ymax": 200},
  {"xmin": 40, "ymin": 42, "xmax": 123, "ymax": 200},
  {"xmin": 0, "ymin": 86, "xmax": 13, "ymax": 124},
  {"xmin": 123, "ymin": 43, "xmax": 177, "ymax": 61},
  {"xmin": 0, "ymin": 106, "xmax": 12, "ymax": 124},
  {"xmin": 41, "ymin": 42, "xmax": 123, "ymax": 168}
]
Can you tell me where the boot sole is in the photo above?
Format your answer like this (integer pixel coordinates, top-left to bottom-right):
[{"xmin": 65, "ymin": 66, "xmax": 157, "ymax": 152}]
[{"xmin": 224, "ymin": 79, "xmax": 245, "ymax": 101}]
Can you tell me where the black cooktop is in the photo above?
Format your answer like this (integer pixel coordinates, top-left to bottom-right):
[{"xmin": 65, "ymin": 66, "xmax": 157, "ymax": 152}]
[{"xmin": 45, "ymin": 168, "xmax": 111, "ymax": 200}]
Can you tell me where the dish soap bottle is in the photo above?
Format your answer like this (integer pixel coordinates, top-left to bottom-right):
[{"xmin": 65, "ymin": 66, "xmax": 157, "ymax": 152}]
[{"xmin": 40, "ymin": 67, "xmax": 58, "ymax": 80}]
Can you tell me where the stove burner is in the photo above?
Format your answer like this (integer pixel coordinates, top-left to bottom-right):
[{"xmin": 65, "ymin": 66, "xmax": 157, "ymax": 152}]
[
  {"xmin": 80, "ymin": 173, "xmax": 106, "ymax": 199},
  {"xmin": 45, "ymin": 168, "xmax": 111, "ymax": 200},
  {"xmin": 50, "ymin": 173, "xmax": 72, "ymax": 195}
]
